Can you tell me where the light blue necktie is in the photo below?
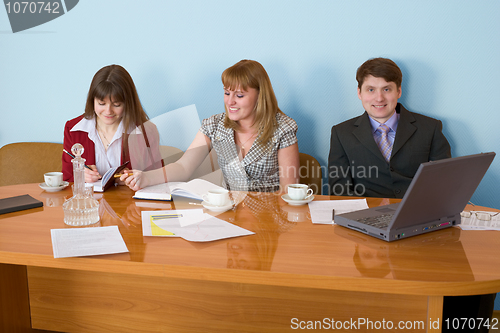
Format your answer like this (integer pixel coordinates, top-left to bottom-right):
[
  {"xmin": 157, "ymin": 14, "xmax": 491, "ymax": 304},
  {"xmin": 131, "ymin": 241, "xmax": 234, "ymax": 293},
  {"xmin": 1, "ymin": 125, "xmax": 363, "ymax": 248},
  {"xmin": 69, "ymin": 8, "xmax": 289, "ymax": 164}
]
[{"xmin": 375, "ymin": 124, "xmax": 393, "ymax": 162}]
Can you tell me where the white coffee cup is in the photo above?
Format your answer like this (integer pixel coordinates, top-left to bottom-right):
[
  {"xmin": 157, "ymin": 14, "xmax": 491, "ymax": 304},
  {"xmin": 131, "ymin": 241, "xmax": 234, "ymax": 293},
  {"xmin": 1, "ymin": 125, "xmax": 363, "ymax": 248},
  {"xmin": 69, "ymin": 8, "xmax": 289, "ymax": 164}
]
[
  {"xmin": 287, "ymin": 184, "xmax": 313, "ymax": 200},
  {"xmin": 44, "ymin": 172, "xmax": 63, "ymax": 187},
  {"xmin": 203, "ymin": 189, "xmax": 230, "ymax": 206}
]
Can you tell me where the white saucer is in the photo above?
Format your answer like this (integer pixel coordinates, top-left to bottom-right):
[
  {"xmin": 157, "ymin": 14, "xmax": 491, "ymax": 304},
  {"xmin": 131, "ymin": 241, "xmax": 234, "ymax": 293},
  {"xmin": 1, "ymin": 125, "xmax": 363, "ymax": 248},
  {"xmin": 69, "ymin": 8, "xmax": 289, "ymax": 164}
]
[
  {"xmin": 202, "ymin": 200, "xmax": 234, "ymax": 212},
  {"xmin": 281, "ymin": 194, "xmax": 314, "ymax": 206},
  {"xmin": 39, "ymin": 181, "xmax": 69, "ymax": 192}
]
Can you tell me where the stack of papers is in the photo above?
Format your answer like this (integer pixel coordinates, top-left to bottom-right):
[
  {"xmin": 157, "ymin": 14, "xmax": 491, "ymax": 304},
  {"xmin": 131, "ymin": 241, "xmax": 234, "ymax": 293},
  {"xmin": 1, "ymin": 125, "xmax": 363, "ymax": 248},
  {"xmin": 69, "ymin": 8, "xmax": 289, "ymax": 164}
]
[
  {"xmin": 142, "ymin": 209, "xmax": 254, "ymax": 242},
  {"xmin": 50, "ymin": 209, "xmax": 254, "ymax": 258}
]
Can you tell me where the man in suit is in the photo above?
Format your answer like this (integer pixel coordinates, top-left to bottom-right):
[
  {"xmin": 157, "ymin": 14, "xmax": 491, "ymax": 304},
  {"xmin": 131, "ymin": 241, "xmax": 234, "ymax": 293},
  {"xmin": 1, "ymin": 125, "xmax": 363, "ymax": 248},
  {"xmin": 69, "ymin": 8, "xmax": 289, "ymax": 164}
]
[
  {"xmin": 328, "ymin": 58, "xmax": 494, "ymax": 332},
  {"xmin": 328, "ymin": 57, "xmax": 451, "ymax": 198}
]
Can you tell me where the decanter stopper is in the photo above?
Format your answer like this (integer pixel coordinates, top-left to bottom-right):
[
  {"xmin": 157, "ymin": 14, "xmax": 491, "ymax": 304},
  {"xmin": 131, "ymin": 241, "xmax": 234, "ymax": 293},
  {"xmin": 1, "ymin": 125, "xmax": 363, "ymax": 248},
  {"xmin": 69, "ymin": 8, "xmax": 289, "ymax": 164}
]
[{"xmin": 71, "ymin": 143, "xmax": 84, "ymax": 158}]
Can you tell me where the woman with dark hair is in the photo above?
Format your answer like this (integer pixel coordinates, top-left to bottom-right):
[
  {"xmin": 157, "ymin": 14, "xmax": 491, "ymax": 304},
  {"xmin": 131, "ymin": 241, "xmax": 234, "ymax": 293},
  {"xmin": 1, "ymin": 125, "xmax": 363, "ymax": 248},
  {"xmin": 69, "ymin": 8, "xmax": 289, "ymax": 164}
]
[
  {"xmin": 123, "ymin": 59, "xmax": 300, "ymax": 193},
  {"xmin": 63, "ymin": 65, "xmax": 161, "ymax": 182}
]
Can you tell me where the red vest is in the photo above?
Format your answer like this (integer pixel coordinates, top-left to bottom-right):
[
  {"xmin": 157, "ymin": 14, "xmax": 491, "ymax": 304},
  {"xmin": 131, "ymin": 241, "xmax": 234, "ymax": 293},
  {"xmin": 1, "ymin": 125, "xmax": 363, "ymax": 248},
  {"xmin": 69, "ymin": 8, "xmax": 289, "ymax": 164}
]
[{"xmin": 62, "ymin": 115, "xmax": 130, "ymax": 182}]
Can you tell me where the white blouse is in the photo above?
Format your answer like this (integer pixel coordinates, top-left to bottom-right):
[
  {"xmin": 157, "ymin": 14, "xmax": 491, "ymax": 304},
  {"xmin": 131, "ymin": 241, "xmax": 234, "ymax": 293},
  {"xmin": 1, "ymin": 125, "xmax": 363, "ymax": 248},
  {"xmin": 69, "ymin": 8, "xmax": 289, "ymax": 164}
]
[{"xmin": 70, "ymin": 117, "xmax": 124, "ymax": 177}]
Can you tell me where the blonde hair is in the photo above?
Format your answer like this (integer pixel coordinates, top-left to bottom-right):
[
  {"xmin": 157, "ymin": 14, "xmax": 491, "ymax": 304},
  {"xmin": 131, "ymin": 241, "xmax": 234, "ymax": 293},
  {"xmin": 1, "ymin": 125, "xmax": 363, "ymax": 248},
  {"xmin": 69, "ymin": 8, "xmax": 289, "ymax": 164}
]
[{"xmin": 222, "ymin": 60, "xmax": 283, "ymax": 147}]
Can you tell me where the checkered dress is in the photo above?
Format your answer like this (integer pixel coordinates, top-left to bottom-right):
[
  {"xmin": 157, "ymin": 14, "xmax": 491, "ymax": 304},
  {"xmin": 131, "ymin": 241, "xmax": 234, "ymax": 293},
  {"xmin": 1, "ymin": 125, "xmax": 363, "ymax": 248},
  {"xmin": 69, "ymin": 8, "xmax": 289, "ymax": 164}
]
[{"xmin": 201, "ymin": 112, "xmax": 298, "ymax": 192}]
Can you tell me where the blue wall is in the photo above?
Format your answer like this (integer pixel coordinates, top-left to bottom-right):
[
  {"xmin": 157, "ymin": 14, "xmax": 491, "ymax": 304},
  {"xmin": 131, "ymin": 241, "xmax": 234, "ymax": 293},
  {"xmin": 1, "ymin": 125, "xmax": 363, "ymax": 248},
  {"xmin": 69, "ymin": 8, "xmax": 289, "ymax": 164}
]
[{"xmin": 1, "ymin": 0, "xmax": 499, "ymax": 308}]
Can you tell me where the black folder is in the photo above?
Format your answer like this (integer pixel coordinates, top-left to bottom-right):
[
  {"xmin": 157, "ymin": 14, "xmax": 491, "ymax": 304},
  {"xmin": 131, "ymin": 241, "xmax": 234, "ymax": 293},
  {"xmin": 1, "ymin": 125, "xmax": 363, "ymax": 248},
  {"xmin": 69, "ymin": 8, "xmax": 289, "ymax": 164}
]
[{"xmin": 0, "ymin": 194, "xmax": 43, "ymax": 215}]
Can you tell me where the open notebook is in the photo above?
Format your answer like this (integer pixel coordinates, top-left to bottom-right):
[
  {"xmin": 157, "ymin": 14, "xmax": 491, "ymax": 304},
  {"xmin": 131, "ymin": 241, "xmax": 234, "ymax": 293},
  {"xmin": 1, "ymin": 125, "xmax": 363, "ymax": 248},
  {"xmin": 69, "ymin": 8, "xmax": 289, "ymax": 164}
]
[
  {"xmin": 133, "ymin": 178, "xmax": 224, "ymax": 201},
  {"xmin": 90, "ymin": 161, "xmax": 129, "ymax": 192}
]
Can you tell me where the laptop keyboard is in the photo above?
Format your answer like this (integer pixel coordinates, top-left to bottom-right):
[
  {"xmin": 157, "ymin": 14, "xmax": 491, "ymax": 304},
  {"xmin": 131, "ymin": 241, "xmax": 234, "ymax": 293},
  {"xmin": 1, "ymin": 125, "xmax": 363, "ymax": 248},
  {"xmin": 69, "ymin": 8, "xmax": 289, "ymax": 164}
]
[{"xmin": 356, "ymin": 214, "xmax": 394, "ymax": 229}]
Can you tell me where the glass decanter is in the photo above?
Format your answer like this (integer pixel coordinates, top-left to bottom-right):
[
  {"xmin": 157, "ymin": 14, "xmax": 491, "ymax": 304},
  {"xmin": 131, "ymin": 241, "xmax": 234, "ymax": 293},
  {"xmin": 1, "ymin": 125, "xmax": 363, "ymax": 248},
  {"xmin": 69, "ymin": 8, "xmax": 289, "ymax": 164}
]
[{"xmin": 63, "ymin": 143, "xmax": 100, "ymax": 226}]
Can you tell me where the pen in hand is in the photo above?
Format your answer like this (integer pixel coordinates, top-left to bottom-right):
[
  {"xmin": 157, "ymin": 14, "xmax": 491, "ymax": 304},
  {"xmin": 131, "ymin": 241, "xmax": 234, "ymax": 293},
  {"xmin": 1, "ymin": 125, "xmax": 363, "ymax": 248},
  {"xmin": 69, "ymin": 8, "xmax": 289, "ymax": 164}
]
[{"xmin": 114, "ymin": 173, "xmax": 134, "ymax": 178}]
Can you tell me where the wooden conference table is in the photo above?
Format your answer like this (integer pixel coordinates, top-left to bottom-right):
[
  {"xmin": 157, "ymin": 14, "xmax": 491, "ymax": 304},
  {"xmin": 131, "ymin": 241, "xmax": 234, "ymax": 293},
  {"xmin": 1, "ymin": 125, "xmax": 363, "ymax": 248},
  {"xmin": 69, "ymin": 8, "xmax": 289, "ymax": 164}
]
[{"xmin": 1, "ymin": 183, "xmax": 500, "ymax": 333}]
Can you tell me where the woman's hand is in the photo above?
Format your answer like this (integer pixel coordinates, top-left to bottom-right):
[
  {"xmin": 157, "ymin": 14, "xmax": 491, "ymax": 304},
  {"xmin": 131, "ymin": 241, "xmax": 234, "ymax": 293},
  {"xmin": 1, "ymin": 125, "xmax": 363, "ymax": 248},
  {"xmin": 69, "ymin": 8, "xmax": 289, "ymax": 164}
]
[
  {"xmin": 84, "ymin": 165, "xmax": 101, "ymax": 183},
  {"xmin": 114, "ymin": 169, "xmax": 133, "ymax": 186},
  {"xmin": 121, "ymin": 169, "xmax": 146, "ymax": 191}
]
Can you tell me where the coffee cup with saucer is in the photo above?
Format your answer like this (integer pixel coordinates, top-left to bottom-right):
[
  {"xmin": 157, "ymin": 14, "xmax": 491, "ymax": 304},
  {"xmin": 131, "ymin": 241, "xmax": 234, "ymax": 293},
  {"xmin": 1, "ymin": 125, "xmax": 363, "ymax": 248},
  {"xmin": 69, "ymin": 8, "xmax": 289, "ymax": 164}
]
[
  {"xmin": 281, "ymin": 184, "xmax": 314, "ymax": 206},
  {"xmin": 39, "ymin": 172, "xmax": 69, "ymax": 192},
  {"xmin": 44, "ymin": 172, "xmax": 63, "ymax": 187},
  {"xmin": 202, "ymin": 189, "xmax": 234, "ymax": 212}
]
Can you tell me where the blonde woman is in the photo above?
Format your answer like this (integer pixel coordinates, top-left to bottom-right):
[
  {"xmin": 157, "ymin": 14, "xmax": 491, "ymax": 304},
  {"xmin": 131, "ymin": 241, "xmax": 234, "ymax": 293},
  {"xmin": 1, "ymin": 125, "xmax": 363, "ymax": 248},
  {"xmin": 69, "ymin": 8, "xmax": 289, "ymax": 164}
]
[{"xmin": 123, "ymin": 59, "xmax": 299, "ymax": 192}]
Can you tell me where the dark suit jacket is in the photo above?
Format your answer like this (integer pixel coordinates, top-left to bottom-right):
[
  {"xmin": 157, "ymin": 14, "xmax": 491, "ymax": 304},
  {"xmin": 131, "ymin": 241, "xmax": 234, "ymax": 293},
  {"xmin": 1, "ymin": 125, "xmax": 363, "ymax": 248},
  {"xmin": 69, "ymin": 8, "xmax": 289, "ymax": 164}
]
[{"xmin": 328, "ymin": 104, "xmax": 451, "ymax": 198}]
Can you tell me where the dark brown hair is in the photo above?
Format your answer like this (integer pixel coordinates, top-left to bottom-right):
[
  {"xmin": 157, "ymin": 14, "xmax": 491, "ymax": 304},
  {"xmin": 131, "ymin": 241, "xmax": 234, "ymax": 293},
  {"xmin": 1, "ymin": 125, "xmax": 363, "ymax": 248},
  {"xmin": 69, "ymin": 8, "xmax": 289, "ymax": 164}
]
[
  {"xmin": 221, "ymin": 60, "xmax": 283, "ymax": 147},
  {"xmin": 83, "ymin": 65, "xmax": 149, "ymax": 154},
  {"xmin": 356, "ymin": 58, "xmax": 403, "ymax": 89},
  {"xmin": 84, "ymin": 65, "xmax": 149, "ymax": 131}
]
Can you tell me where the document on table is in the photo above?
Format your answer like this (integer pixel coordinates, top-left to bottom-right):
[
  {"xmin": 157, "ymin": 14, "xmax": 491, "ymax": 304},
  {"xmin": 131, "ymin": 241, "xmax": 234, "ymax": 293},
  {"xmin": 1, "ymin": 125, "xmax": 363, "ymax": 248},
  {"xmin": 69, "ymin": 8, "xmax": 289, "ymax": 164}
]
[
  {"xmin": 51, "ymin": 226, "xmax": 129, "ymax": 258},
  {"xmin": 459, "ymin": 211, "xmax": 500, "ymax": 231},
  {"xmin": 308, "ymin": 199, "xmax": 369, "ymax": 224},
  {"xmin": 142, "ymin": 210, "xmax": 254, "ymax": 242}
]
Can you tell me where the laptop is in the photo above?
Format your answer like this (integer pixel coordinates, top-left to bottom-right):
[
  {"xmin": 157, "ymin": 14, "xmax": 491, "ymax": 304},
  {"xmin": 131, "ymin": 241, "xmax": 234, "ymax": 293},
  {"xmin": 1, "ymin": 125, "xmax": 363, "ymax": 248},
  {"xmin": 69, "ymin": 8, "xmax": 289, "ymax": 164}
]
[{"xmin": 335, "ymin": 152, "xmax": 496, "ymax": 242}]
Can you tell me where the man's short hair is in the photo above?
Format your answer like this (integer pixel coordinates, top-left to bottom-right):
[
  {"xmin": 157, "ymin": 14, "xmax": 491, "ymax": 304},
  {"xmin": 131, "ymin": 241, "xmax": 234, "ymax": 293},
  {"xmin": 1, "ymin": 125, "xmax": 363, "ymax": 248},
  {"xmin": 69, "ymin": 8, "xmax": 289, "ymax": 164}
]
[{"xmin": 356, "ymin": 58, "xmax": 403, "ymax": 89}]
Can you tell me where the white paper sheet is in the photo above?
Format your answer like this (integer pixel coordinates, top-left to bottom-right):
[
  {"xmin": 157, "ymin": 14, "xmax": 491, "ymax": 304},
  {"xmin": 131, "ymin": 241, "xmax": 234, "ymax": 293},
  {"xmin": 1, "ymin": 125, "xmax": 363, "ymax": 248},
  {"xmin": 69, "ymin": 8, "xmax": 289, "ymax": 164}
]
[
  {"xmin": 459, "ymin": 211, "xmax": 500, "ymax": 231},
  {"xmin": 51, "ymin": 225, "xmax": 129, "ymax": 258},
  {"xmin": 142, "ymin": 210, "xmax": 254, "ymax": 242},
  {"xmin": 308, "ymin": 199, "xmax": 369, "ymax": 224}
]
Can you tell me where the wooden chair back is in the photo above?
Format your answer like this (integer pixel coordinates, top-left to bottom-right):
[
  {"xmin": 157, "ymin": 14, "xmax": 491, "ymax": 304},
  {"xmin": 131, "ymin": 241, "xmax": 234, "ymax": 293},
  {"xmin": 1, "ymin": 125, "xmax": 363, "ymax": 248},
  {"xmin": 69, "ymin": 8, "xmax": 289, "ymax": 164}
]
[
  {"xmin": 298, "ymin": 153, "xmax": 323, "ymax": 195},
  {"xmin": 0, "ymin": 142, "xmax": 63, "ymax": 186}
]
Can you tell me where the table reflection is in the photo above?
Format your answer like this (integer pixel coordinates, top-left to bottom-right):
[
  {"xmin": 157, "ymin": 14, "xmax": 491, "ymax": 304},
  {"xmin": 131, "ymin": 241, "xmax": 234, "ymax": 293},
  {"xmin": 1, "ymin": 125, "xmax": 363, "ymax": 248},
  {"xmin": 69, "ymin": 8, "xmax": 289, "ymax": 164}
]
[
  {"xmin": 353, "ymin": 243, "xmax": 391, "ymax": 278},
  {"xmin": 39, "ymin": 190, "xmax": 70, "ymax": 207},
  {"xmin": 100, "ymin": 189, "xmax": 148, "ymax": 261},
  {"xmin": 388, "ymin": 227, "xmax": 474, "ymax": 282},
  {"xmin": 227, "ymin": 192, "xmax": 296, "ymax": 271},
  {"xmin": 335, "ymin": 226, "xmax": 474, "ymax": 282}
]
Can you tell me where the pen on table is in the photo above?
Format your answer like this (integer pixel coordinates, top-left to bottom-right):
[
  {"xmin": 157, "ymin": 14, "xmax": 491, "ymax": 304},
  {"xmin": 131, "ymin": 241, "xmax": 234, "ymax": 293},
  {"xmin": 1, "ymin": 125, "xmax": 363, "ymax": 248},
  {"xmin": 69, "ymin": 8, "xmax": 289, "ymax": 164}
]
[
  {"xmin": 114, "ymin": 173, "xmax": 134, "ymax": 178},
  {"xmin": 63, "ymin": 149, "xmax": 93, "ymax": 170},
  {"xmin": 332, "ymin": 209, "xmax": 335, "ymax": 224}
]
